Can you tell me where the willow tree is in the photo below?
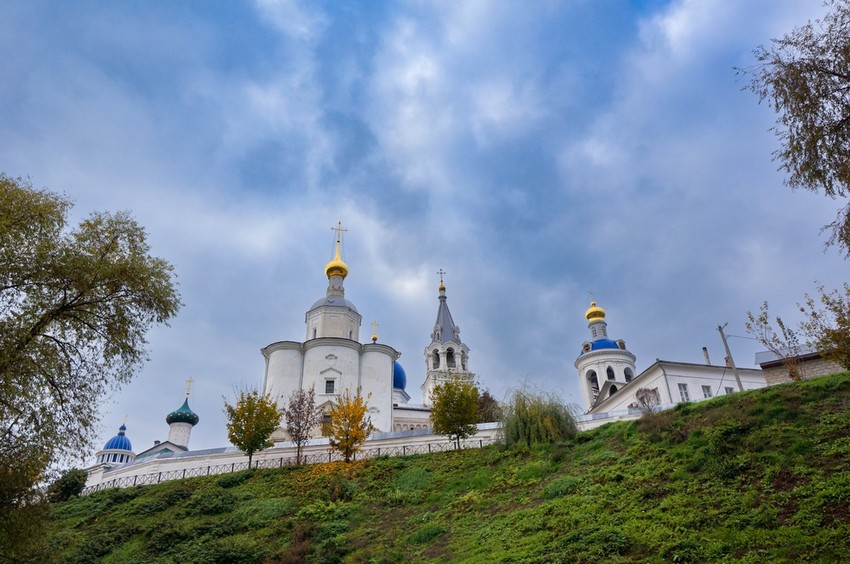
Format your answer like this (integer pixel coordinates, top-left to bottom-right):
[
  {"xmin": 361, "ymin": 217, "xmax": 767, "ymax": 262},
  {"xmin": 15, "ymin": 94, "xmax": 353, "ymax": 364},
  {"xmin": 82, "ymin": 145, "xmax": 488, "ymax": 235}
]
[
  {"xmin": 744, "ymin": 0, "xmax": 850, "ymax": 254},
  {"xmin": 0, "ymin": 175, "xmax": 180, "ymax": 559}
]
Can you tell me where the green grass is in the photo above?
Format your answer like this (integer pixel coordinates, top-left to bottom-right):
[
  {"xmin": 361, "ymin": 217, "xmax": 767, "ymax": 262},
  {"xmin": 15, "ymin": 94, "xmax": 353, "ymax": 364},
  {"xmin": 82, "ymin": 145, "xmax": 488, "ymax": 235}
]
[{"xmin": 43, "ymin": 372, "xmax": 850, "ymax": 562}]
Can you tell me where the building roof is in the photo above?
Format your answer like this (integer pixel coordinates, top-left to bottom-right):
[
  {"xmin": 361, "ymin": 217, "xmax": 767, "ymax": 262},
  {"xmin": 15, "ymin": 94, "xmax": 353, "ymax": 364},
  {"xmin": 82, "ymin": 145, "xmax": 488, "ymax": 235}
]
[
  {"xmin": 431, "ymin": 283, "xmax": 462, "ymax": 345},
  {"xmin": 393, "ymin": 361, "xmax": 407, "ymax": 390},
  {"xmin": 166, "ymin": 398, "xmax": 199, "ymax": 426},
  {"xmin": 102, "ymin": 423, "xmax": 132, "ymax": 451}
]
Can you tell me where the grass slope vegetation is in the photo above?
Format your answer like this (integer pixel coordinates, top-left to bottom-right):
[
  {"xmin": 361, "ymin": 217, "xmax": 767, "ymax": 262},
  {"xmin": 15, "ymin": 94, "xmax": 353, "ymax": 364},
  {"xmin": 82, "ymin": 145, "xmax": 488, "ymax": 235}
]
[{"xmin": 46, "ymin": 374, "xmax": 850, "ymax": 562}]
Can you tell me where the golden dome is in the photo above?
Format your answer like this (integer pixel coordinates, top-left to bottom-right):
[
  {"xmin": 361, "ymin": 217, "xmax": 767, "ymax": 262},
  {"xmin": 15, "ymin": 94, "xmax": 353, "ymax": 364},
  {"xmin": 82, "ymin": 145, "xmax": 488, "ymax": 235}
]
[
  {"xmin": 585, "ymin": 301, "xmax": 606, "ymax": 323},
  {"xmin": 324, "ymin": 222, "xmax": 349, "ymax": 278},
  {"xmin": 324, "ymin": 248, "xmax": 348, "ymax": 279}
]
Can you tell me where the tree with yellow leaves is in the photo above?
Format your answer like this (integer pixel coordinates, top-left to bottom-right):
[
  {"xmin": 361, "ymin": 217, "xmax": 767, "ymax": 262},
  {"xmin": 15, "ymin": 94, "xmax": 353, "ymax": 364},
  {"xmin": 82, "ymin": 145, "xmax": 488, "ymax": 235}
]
[
  {"xmin": 224, "ymin": 388, "xmax": 282, "ymax": 468},
  {"xmin": 327, "ymin": 388, "xmax": 373, "ymax": 462}
]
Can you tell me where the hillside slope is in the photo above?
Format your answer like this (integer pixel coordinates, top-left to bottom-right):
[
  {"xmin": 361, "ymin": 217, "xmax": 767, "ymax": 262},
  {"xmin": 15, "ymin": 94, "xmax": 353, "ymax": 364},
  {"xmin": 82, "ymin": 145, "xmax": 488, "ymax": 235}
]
[{"xmin": 46, "ymin": 373, "xmax": 850, "ymax": 562}]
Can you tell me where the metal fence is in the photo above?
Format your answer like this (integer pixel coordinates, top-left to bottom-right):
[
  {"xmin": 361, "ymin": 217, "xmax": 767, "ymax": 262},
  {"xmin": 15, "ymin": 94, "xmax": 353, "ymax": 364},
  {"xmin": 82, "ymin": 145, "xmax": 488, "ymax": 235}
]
[{"xmin": 82, "ymin": 436, "xmax": 498, "ymax": 495}]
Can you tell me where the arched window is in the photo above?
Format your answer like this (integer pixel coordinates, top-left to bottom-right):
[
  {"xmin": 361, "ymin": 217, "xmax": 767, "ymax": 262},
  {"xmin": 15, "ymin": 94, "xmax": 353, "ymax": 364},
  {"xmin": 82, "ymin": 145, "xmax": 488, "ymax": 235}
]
[
  {"xmin": 587, "ymin": 370, "xmax": 599, "ymax": 397},
  {"xmin": 606, "ymin": 366, "xmax": 615, "ymax": 380},
  {"xmin": 610, "ymin": 385, "xmax": 618, "ymax": 396},
  {"xmin": 624, "ymin": 368, "xmax": 634, "ymax": 383},
  {"xmin": 433, "ymin": 350, "xmax": 440, "ymax": 369},
  {"xmin": 446, "ymin": 348, "xmax": 456, "ymax": 368}
]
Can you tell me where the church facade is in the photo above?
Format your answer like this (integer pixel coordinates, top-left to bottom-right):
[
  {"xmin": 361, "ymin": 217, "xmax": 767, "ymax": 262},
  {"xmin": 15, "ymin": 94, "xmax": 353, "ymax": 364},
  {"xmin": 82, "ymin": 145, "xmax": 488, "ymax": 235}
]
[
  {"xmin": 575, "ymin": 301, "xmax": 767, "ymax": 415},
  {"xmin": 261, "ymin": 225, "xmax": 461, "ymax": 436}
]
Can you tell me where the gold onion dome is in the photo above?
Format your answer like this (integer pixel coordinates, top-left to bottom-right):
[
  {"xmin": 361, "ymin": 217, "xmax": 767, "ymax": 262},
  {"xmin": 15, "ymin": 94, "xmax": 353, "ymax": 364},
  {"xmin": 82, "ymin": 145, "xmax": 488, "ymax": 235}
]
[
  {"xmin": 324, "ymin": 244, "xmax": 349, "ymax": 279},
  {"xmin": 585, "ymin": 301, "xmax": 606, "ymax": 322}
]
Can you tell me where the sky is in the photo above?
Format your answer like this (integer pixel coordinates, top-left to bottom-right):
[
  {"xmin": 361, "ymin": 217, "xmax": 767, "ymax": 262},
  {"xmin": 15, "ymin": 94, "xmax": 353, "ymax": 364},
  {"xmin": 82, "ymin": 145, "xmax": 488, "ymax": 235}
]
[{"xmin": 1, "ymin": 0, "xmax": 845, "ymax": 461}]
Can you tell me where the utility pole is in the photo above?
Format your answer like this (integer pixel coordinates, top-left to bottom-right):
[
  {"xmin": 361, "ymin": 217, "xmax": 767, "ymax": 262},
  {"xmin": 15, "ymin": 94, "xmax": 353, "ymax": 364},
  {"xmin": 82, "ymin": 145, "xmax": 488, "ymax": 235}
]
[{"xmin": 718, "ymin": 323, "xmax": 744, "ymax": 392}]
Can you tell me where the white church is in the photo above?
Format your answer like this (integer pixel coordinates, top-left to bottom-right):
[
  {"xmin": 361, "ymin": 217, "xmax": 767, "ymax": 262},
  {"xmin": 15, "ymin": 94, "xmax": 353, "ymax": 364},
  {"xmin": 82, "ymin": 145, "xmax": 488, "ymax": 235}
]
[
  {"xmin": 574, "ymin": 301, "xmax": 766, "ymax": 417},
  {"xmin": 85, "ymin": 224, "xmax": 477, "ymax": 487},
  {"xmin": 260, "ymin": 224, "xmax": 472, "ymax": 435},
  {"xmin": 85, "ymin": 226, "xmax": 775, "ymax": 489}
]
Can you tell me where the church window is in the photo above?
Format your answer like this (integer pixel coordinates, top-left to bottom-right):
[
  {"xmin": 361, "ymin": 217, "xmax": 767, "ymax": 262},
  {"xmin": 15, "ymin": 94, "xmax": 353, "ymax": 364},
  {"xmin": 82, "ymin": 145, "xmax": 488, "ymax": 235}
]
[
  {"xmin": 446, "ymin": 348, "xmax": 456, "ymax": 369},
  {"xmin": 461, "ymin": 352, "xmax": 467, "ymax": 370},
  {"xmin": 678, "ymin": 383, "xmax": 690, "ymax": 402},
  {"xmin": 702, "ymin": 385, "xmax": 713, "ymax": 399},
  {"xmin": 606, "ymin": 366, "xmax": 615, "ymax": 380},
  {"xmin": 433, "ymin": 350, "xmax": 440, "ymax": 369},
  {"xmin": 624, "ymin": 368, "xmax": 634, "ymax": 383},
  {"xmin": 587, "ymin": 370, "xmax": 599, "ymax": 400},
  {"xmin": 325, "ymin": 379, "xmax": 335, "ymax": 394},
  {"xmin": 725, "ymin": 387, "xmax": 734, "ymax": 395}
]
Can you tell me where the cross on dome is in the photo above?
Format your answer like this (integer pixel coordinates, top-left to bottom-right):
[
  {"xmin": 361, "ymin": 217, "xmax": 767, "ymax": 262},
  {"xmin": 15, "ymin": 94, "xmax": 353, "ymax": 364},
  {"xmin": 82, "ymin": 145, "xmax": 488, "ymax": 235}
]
[{"xmin": 324, "ymin": 221, "xmax": 349, "ymax": 279}]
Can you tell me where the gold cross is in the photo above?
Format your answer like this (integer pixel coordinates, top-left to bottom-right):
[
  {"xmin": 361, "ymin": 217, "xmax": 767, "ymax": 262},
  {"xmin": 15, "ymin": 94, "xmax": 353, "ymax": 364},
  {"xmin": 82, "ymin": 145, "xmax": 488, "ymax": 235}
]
[
  {"xmin": 185, "ymin": 377, "xmax": 195, "ymax": 397},
  {"xmin": 437, "ymin": 269, "xmax": 446, "ymax": 284},
  {"xmin": 371, "ymin": 320, "xmax": 379, "ymax": 342},
  {"xmin": 330, "ymin": 221, "xmax": 348, "ymax": 243}
]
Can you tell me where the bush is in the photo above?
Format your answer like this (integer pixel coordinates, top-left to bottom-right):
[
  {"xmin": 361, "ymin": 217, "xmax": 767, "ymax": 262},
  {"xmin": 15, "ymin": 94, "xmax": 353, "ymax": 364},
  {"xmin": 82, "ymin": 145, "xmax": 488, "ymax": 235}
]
[
  {"xmin": 541, "ymin": 475, "xmax": 584, "ymax": 499},
  {"xmin": 501, "ymin": 388, "xmax": 577, "ymax": 448},
  {"xmin": 48, "ymin": 469, "xmax": 88, "ymax": 502}
]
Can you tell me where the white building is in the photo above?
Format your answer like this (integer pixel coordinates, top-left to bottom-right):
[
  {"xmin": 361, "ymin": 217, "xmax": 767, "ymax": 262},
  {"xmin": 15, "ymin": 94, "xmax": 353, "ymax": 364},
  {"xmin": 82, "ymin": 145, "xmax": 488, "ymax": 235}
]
[
  {"xmin": 575, "ymin": 301, "xmax": 767, "ymax": 415},
  {"xmin": 262, "ymin": 224, "xmax": 445, "ymax": 436},
  {"xmin": 85, "ymin": 393, "xmax": 200, "ymax": 489},
  {"xmin": 420, "ymin": 274, "xmax": 475, "ymax": 406}
]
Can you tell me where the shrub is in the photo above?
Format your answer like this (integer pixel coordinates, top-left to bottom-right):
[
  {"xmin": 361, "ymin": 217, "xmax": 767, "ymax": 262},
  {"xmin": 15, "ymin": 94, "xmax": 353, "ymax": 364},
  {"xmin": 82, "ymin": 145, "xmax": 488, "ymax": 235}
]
[
  {"xmin": 185, "ymin": 490, "xmax": 236, "ymax": 515},
  {"xmin": 541, "ymin": 475, "xmax": 584, "ymax": 499},
  {"xmin": 409, "ymin": 522, "xmax": 446, "ymax": 544},
  {"xmin": 501, "ymin": 387, "xmax": 577, "ymax": 448},
  {"xmin": 47, "ymin": 469, "xmax": 88, "ymax": 502}
]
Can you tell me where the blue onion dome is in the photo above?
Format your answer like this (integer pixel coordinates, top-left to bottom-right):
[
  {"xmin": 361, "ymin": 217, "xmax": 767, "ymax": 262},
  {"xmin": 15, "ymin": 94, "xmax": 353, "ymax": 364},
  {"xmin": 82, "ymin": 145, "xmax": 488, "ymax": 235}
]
[
  {"xmin": 393, "ymin": 361, "xmax": 407, "ymax": 390},
  {"xmin": 103, "ymin": 423, "xmax": 132, "ymax": 451},
  {"xmin": 166, "ymin": 398, "xmax": 199, "ymax": 426},
  {"xmin": 590, "ymin": 339, "xmax": 621, "ymax": 351}
]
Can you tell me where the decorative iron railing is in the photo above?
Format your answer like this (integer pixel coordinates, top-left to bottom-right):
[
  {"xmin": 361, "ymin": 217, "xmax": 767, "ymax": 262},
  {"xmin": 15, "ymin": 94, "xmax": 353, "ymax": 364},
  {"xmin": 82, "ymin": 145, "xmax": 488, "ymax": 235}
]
[{"xmin": 82, "ymin": 437, "xmax": 498, "ymax": 495}]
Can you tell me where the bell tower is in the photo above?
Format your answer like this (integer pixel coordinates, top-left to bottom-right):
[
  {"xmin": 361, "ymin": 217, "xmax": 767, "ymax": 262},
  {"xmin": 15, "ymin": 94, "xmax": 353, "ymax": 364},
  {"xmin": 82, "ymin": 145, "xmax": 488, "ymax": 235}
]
[
  {"xmin": 574, "ymin": 301, "xmax": 637, "ymax": 411},
  {"xmin": 421, "ymin": 271, "xmax": 474, "ymax": 406}
]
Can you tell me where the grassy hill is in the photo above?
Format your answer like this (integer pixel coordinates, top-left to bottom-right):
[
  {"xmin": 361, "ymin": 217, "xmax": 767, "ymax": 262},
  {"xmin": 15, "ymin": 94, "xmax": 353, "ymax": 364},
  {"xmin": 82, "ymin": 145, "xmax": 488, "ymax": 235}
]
[{"xmin": 46, "ymin": 373, "xmax": 850, "ymax": 563}]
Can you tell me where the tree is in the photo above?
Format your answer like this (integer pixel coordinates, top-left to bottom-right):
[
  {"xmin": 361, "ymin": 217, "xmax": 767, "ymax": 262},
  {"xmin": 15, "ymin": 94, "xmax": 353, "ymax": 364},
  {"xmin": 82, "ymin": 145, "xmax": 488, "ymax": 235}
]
[
  {"xmin": 327, "ymin": 388, "xmax": 372, "ymax": 463},
  {"xmin": 47, "ymin": 468, "xmax": 88, "ymax": 502},
  {"xmin": 501, "ymin": 387, "xmax": 576, "ymax": 449},
  {"xmin": 628, "ymin": 387, "xmax": 662, "ymax": 416},
  {"xmin": 799, "ymin": 282, "xmax": 850, "ymax": 369},
  {"xmin": 224, "ymin": 388, "xmax": 282, "ymax": 468},
  {"xmin": 477, "ymin": 387, "xmax": 501, "ymax": 423},
  {"xmin": 283, "ymin": 387, "xmax": 322, "ymax": 465},
  {"xmin": 742, "ymin": 1, "xmax": 850, "ymax": 254},
  {"xmin": 0, "ymin": 175, "xmax": 180, "ymax": 559},
  {"xmin": 746, "ymin": 301, "xmax": 804, "ymax": 381},
  {"xmin": 430, "ymin": 376, "xmax": 479, "ymax": 449}
]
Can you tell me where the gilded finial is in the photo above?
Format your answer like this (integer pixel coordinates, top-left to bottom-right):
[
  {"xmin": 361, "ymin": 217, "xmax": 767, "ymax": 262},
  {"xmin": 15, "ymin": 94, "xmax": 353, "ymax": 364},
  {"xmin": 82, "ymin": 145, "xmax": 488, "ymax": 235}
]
[
  {"xmin": 437, "ymin": 268, "xmax": 446, "ymax": 292},
  {"xmin": 371, "ymin": 320, "xmax": 378, "ymax": 343}
]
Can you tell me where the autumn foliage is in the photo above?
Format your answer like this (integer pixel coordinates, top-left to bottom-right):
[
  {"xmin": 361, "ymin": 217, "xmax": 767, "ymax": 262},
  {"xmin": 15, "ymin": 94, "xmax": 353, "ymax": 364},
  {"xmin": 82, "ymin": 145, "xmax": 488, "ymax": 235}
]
[{"xmin": 327, "ymin": 388, "xmax": 373, "ymax": 463}]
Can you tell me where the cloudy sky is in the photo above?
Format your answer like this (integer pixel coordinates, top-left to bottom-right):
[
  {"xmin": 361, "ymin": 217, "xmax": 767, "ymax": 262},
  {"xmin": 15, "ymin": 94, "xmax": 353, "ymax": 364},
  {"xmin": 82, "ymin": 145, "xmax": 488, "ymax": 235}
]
[{"xmin": 1, "ymin": 1, "xmax": 845, "ymax": 460}]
